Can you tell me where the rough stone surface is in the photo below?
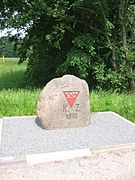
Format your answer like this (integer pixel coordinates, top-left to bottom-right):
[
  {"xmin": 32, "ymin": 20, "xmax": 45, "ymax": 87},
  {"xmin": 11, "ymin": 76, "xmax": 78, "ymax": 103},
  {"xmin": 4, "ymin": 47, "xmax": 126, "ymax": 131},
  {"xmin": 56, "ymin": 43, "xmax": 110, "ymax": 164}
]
[{"xmin": 37, "ymin": 75, "xmax": 90, "ymax": 129}]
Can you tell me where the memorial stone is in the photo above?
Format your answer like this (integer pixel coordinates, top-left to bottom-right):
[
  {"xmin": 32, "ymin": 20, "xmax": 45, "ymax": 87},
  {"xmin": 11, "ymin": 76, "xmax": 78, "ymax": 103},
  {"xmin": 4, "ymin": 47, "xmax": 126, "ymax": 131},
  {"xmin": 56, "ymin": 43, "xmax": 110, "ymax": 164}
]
[{"xmin": 37, "ymin": 75, "xmax": 90, "ymax": 129}]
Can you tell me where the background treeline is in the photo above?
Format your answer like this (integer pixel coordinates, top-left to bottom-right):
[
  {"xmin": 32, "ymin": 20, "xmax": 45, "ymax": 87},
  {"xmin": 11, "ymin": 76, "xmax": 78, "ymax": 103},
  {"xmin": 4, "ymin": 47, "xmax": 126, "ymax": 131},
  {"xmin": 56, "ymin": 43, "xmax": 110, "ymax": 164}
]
[
  {"xmin": 0, "ymin": 37, "xmax": 19, "ymax": 57},
  {"xmin": 0, "ymin": 0, "xmax": 135, "ymax": 91}
]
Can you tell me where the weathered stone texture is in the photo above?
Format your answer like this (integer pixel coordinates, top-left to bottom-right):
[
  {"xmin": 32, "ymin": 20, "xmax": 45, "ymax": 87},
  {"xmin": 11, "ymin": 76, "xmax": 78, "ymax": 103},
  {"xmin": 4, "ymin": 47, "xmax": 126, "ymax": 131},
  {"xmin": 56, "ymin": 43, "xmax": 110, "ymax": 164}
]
[{"xmin": 37, "ymin": 75, "xmax": 90, "ymax": 129}]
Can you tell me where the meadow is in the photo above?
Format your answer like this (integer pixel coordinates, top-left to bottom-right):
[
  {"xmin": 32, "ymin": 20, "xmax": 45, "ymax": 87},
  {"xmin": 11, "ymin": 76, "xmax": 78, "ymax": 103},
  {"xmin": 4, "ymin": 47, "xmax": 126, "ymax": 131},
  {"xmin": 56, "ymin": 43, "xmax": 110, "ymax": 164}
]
[{"xmin": 0, "ymin": 59, "xmax": 135, "ymax": 122}]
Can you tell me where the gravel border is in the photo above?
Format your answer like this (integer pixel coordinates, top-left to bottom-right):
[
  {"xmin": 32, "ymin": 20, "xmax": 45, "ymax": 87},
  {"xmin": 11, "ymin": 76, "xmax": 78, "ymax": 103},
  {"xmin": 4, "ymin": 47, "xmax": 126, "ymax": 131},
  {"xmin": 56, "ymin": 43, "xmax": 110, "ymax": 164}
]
[
  {"xmin": 0, "ymin": 118, "xmax": 3, "ymax": 146},
  {"xmin": 0, "ymin": 112, "xmax": 135, "ymax": 166}
]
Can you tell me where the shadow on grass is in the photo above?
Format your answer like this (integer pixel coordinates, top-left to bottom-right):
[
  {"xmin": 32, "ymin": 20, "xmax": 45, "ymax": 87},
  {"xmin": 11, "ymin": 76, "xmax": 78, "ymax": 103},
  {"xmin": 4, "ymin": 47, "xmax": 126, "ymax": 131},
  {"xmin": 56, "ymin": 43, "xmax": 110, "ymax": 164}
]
[{"xmin": 0, "ymin": 70, "xmax": 26, "ymax": 90}]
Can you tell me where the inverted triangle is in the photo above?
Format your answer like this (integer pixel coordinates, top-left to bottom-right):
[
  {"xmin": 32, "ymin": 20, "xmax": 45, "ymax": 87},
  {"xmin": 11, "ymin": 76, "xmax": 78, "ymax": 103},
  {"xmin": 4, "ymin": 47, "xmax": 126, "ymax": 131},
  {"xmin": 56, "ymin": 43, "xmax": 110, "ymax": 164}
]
[{"xmin": 63, "ymin": 91, "xmax": 79, "ymax": 107}]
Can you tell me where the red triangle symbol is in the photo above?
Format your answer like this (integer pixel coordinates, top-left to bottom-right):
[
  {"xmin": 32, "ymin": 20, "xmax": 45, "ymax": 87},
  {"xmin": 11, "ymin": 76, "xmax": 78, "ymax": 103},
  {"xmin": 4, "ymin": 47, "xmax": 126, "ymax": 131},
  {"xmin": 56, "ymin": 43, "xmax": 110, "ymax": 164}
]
[{"xmin": 63, "ymin": 91, "xmax": 79, "ymax": 107}]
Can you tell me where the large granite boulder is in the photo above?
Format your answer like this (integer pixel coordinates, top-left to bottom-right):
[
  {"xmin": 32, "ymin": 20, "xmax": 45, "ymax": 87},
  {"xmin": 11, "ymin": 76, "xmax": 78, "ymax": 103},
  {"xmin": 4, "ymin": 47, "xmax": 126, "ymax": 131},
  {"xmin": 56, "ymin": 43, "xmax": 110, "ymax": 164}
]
[{"xmin": 37, "ymin": 75, "xmax": 90, "ymax": 129}]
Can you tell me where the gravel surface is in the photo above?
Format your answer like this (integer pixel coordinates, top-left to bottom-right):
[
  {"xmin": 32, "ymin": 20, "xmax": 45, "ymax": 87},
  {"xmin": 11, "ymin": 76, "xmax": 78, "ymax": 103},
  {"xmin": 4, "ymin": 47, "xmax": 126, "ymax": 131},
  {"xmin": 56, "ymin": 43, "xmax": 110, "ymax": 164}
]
[
  {"xmin": 1, "ymin": 149, "xmax": 135, "ymax": 180},
  {"xmin": 0, "ymin": 112, "xmax": 135, "ymax": 157}
]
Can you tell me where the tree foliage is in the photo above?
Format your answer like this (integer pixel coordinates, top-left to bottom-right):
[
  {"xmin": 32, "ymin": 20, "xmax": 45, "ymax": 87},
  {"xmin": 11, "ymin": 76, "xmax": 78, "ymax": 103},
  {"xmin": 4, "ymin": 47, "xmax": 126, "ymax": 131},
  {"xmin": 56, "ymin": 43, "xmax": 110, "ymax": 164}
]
[
  {"xmin": 0, "ymin": 0, "xmax": 135, "ymax": 91},
  {"xmin": 0, "ymin": 37, "xmax": 19, "ymax": 57}
]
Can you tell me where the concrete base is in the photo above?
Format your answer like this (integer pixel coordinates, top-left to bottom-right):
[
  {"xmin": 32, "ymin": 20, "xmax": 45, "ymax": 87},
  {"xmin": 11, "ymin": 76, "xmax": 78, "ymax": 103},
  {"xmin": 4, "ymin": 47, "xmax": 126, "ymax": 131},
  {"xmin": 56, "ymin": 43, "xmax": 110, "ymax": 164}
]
[{"xmin": 0, "ymin": 112, "xmax": 135, "ymax": 164}]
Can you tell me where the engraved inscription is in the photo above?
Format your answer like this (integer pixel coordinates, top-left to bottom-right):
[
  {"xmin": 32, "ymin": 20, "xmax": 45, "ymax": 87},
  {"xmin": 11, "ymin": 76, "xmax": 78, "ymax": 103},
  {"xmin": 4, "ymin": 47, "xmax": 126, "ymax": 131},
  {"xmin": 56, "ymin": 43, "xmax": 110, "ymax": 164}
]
[
  {"xmin": 66, "ymin": 113, "xmax": 78, "ymax": 119},
  {"xmin": 63, "ymin": 105, "xmax": 69, "ymax": 112},
  {"xmin": 75, "ymin": 104, "xmax": 80, "ymax": 112},
  {"xmin": 63, "ymin": 103, "xmax": 80, "ymax": 119}
]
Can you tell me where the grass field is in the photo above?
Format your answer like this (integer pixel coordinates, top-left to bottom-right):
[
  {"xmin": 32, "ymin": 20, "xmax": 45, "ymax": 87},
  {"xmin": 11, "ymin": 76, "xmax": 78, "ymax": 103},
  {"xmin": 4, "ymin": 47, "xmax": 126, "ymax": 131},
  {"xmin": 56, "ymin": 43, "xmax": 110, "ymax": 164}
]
[
  {"xmin": 0, "ymin": 59, "xmax": 135, "ymax": 122},
  {"xmin": 91, "ymin": 91, "xmax": 135, "ymax": 122},
  {"xmin": 0, "ymin": 59, "xmax": 27, "ymax": 89}
]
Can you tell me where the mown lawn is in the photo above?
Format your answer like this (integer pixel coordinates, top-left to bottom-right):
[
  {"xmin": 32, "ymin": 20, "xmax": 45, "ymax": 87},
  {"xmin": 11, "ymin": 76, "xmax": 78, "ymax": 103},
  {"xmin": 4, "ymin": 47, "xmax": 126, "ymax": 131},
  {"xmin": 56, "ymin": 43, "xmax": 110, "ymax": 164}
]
[{"xmin": 0, "ymin": 59, "xmax": 135, "ymax": 122}]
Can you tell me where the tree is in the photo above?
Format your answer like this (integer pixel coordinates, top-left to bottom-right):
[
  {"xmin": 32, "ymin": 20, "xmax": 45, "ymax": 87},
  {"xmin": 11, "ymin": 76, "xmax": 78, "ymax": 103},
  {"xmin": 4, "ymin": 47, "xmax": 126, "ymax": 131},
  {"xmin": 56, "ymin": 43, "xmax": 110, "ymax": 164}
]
[
  {"xmin": 0, "ymin": 0, "xmax": 135, "ymax": 91},
  {"xmin": 0, "ymin": 36, "xmax": 19, "ymax": 57}
]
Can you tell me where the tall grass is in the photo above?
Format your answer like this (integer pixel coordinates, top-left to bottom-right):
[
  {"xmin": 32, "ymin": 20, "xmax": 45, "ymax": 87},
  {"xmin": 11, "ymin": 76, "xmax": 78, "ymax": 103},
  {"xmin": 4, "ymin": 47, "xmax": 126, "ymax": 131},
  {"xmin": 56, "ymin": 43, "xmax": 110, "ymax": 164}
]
[
  {"xmin": 0, "ymin": 89, "xmax": 40, "ymax": 116},
  {"xmin": 0, "ymin": 59, "xmax": 27, "ymax": 90},
  {"xmin": 0, "ymin": 59, "xmax": 35, "ymax": 116},
  {"xmin": 0, "ymin": 59, "xmax": 134, "ymax": 122},
  {"xmin": 91, "ymin": 91, "xmax": 135, "ymax": 122},
  {"xmin": 0, "ymin": 59, "xmax": 40, "ymax": 116}
]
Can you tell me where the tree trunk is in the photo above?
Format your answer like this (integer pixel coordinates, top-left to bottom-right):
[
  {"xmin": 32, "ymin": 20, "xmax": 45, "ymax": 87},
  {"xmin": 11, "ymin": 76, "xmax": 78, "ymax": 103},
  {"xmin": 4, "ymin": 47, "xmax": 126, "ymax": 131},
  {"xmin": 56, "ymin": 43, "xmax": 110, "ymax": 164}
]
[
  {"xmin": 129, "ymin": 21, "xmax": 135, "ymax": 91},
  {"xmin": 97, "ymin": 0, "xmax": 117, "ymax": 70},
  {"xmin": 119, "ymin": 0, "xmax": 135, "ymax": 91}
]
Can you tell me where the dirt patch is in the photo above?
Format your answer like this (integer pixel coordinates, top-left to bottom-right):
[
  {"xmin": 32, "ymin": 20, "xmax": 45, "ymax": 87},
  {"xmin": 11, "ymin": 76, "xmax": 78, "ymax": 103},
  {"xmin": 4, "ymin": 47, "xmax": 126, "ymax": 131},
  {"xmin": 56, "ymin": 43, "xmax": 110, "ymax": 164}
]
[{"xmin": 1, "ymin": 149, "xmax": 135, "ymax": 180}]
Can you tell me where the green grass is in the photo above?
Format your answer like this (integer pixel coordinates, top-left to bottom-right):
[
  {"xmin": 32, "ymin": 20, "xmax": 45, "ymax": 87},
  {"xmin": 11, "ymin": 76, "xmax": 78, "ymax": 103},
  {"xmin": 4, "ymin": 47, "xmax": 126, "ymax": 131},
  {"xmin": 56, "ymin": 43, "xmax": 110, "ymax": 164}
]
[
  {"xmin": 0, "ymin": 59, "xmax": 40, "ymax": 116},
  {"xmin": 0, "ymin": 89, "xmax": 40, "ymax": 116},
  {"xmin": 91, "ymin": 91, "xmax": 135, "ymax": 122},
  {"xmin": 0, "ymin": 59, "xmax": 134, "ymax": 123},
  {"xmin": 0, "ymin": 89, "xmax": 134, "ymax": 122},
  {"xmin": 0, "ymin": 59, "xmax": 27, "ymax": 90}
]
